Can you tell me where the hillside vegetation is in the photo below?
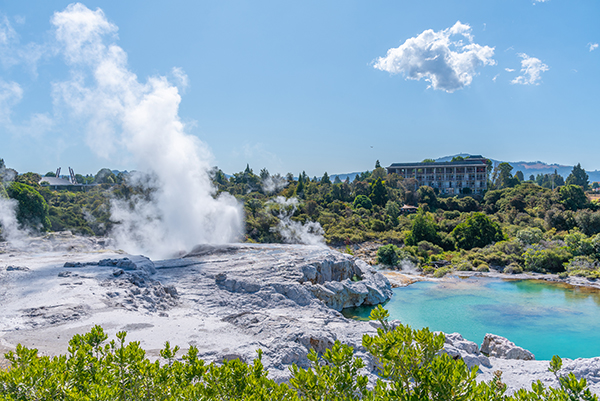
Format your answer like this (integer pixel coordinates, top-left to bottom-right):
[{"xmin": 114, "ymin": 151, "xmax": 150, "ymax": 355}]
[{"xmin": 2, "ymin": 158, "xmax": 600, "ymax": 280}]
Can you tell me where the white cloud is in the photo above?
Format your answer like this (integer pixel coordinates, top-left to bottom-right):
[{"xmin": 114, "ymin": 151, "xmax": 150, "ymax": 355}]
[
  {"xmin": 374, "ymin": 21, "xmax": 495, "ymax": 93},
  {"xmin": 589, "ymin": 43, "xmax": 599, "ymax": 52},
  {"xmin": 0, "ymin": 15, "xmax": 17, "ymax": 45},
  {"xmin": 8, "ymin": 112, "xmax": 54, "ymax": 138},
  {"xmin": 533, "ymin": 0, "xmax": 549, "ymax": 3},
  {"xmin": 505, "ymin": 68, "xmax": 515, "ymax": 72},
  {"xmin": 0, "ymin": 13, "xmax": 45, "ymax": 74},
  {"xmin": 0, "ymin": 79, "xmax": 23, "ymax": 122},
  {"xmin": 511, "ymin": 53, "xmax": 549, "ymax": 85},
  {"xmin": 171, "ymin": 67, "xmax": 189, "ymax": 92}
]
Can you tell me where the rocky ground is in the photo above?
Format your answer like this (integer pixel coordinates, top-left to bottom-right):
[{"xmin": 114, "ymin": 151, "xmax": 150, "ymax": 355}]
[{"xmin": 1, "ymin": 233, "xmax": 599, "ymax": 394}]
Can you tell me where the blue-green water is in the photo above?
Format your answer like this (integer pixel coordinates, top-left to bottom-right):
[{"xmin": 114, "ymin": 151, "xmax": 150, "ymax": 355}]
[{"xmin": 343, "ymin": 277, "xmax": 600, "ymax": 360}]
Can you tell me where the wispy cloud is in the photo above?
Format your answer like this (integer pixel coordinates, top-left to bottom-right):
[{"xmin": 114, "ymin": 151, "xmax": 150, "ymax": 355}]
[
  {"xmin": 505, "ymin": 68, "xmax": 515, "ymax": 72},
  {"xmin": 589, "ymin": 43, "xmax": 599, "ymax": 52},
  {"xmin": 373, "ymin": 21, "xmax": 496, "ymax": 93},
  {"xmin": 0, "ymin": 14, "xmax": 45, "ymax": 75},
  {"xmin": 171, "ymin": 67, "xmax": 189, "ymax": 92},
  {"xmin": 0, "ymin": 79, "xmax": 23, "ymax": 123},
  {"xmin": 511, "ymin": 53, "xmax": 549, "ymax": 85}
]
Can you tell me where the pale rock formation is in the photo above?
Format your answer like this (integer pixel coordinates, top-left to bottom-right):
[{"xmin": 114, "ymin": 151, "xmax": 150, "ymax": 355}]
[
  {"xmin": 1, "ymin": 237, "xmax": 599, "ymax": 395},
  {"xmin": 440, "ymin": 332, "xmax": 491, "ymax": 369},
  {"xmin": 481, "ymin": 333, "xmax": 535, "ymax": 360}
]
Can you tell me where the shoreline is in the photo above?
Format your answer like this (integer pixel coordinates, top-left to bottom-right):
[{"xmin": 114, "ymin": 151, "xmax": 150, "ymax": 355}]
[{"xmin": 381, "ymin": 267, "xmax": 600, "ymax": 291}]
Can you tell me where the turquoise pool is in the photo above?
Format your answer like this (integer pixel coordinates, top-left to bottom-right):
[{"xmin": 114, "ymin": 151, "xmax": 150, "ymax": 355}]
[{"xmin": 342, "ymin": 277, "xmax": 600, "ymax": 360}]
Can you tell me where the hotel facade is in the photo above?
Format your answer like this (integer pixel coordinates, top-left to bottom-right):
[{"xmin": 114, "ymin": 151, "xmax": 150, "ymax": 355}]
[{"xmin": 386, "ymin": 157, "xmax": 489, "ymax": 195}]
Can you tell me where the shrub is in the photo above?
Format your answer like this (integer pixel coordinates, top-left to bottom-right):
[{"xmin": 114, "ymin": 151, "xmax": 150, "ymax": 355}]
[
  {"xmin": 1, "ymin": 313, "xmax": 597, "ymax": 400},
  {"xmin": 504, "ymin": 263, "xmax": 523, "ymax": 274},
  {"xmin": 433, "ymin": 266, "xmax": 451, "ymax": 278},
  {"xmin": 476, "ymin": 263, "xmax": 490, "ymax": 272},
  {"xmin": 523, "ymin": 246, "xmax": 572, "ymax": 273},
  {"xmin": 422, "ymin": 265, "xmax": 435, "ymax": 275},
  {"xmin": 352, "ymin": 194, "xmax": 372, "ymax": 210},
  {"xmin": 453, "ymin": 259, "xmax": 473, "ymax": 271},
  {"xmin": 377, "ymin": 244, "xmax": 399, "ymax": 266},
  {"xmin": 516, "ymin": 227, "xmax": 544, "ymax": 245},
  {"xmin": 6, "ymin": 182, "xmax": 51, "ymax": 231},
  {"xmin": 451, "ymin": 212, "xmax": 505, "ymax": 250},
  {"xmin": 565, "ymin": 256, "xmax": 599, "ymax": 272}
]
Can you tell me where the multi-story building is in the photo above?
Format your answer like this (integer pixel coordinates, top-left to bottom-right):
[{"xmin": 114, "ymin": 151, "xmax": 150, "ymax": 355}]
[{"xmin": 386, "ymin": 156, "xmax": 489, "ymax": 195}]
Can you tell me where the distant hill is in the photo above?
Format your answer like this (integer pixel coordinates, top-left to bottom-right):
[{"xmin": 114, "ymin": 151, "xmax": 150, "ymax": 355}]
[{"xmin": 436, "ymin": 154, "xmax": 600, "ymax": 183}]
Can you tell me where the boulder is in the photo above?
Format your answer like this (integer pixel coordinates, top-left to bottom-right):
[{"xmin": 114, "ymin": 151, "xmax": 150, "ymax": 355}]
[
  {"xmin": 440, "ymin": 332, "xmax": 491, "ymax": 369},
  {"xmin": 480, "ymin": 333, "xmax": 535, "ymax": 360}
]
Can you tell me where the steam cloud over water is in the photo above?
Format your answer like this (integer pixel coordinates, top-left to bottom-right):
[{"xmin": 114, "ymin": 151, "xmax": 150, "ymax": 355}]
[
  {"xmin": 50, "ymin": 4, "xmax": 243, "ymax": 258},
  {"xmin": 268, "ymin": 197, "xmax": 325, "ymax": 246}
]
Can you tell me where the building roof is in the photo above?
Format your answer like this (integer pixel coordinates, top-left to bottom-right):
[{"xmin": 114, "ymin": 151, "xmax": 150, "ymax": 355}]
[
  {"xmin": 39, "ymin": 177, "xmax": 74, "ymax": 186},
  {"xmin": 387, "ymin": 159, "xmax": 487, "ymax": 168}
]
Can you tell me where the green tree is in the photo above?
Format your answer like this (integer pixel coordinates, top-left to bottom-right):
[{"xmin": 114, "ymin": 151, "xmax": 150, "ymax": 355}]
[
  {"xmin": 377, "ymin": 244, "xmax": 399, "ymax": 266},
  {"xmin": 422, "ymin": 158, "xmax": 435, "ymax": 163},
  {"xmin": 417, "ymin": 185, "xmax": 438, "ymax": 209},
  {"xmin": 405, "ymin": 212, "xmax": 440, "ymax": 246},
  {"xmin": 495, "ymin": 162, "xmax": 519, "ymax": 188},
  {"xmin": 7, "ymin": 182, "xmax": 51, "ymax": 231},
  {"xmin": 515, "ymin": 170, "xmax": 524, "ymax": 182},
  {"xmin": 352, "ymin": 194, "xmax": 372, "ymax": 210},
  {"xmin": 566, "ymin": 163, "xmax": 589, "ymax": 190},
  {"xmin": 451, "ymin": 212, "xmax": 504, "ymax": 250},
  {"xmin": 94, "ymin": 168, "xmax": 117, "ymax": 184},
  {"xmin": 559, "ymin": 184, "xmax": 588, "ymax": 211},
  {"xmin": 296, "ymin": 173, "xmax": 305, "ymax": 196},
  {"xmin": 321, "ymin": 172, "xmax": 331, "ymax": 185},
  {"xmin": 451, "ymin": 156, "xmax": 465, "ymax": 162},
  {"xmin": 369, "ymin": 178, "xmax": 387, "ymax": 206},
  {"xmin": 16, "ymin": 172, "xmax": 42, "ymax": 188}
]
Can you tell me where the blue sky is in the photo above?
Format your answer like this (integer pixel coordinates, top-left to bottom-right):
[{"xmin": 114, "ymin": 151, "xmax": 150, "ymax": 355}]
[{"xmin": 0, "ymin": 0, "xmax": 598, "ymax": 177}]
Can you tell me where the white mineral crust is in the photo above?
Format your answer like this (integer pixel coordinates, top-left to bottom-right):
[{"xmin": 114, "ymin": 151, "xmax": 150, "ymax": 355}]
[{"xmin": 0, "ymin": 234, "xmax": 598, "ymax": 394}]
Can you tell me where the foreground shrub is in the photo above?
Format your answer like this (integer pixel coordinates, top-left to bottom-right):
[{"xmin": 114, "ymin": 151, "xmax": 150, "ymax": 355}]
[{"xmin": 1, "ymin": 311, "xmax": 597, "ymax": 400}]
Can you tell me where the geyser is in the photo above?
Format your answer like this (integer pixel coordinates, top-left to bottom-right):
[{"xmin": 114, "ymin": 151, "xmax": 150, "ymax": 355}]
[{"xmin": 51, "ymin": 3, "xmax": 244, "ymax": 258}]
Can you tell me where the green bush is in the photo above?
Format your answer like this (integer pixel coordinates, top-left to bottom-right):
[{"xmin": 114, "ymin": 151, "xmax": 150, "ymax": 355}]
[
  {"xmin": 1, "ymin": 310, "xmax": 597, "ymax": 400},
  {"xmin": 6, "ymin": 182, "xmax": 51, "ymax": 231},
  {"xmin": 352, "ymin": 194, "xmax": 372, "ymax": 210},
  {"xmin": 451, "ymin": 212, "xmax": 505, "ymax": 250},
  {"xmin": 377, "ymin": 244, "xmax": 399, "ymax": 266},
  {"xmin": 504, "ymin": 262, "xmax": 524, "ymax": 274},
  {"xmin": 433, "ymin": 266, "xmax": 451, "ymax": 278},
  {"xmin": 523, "ymin": 247, "xmax": 572, "ymax": 273},
  {"xmin": 454, "ymin": 260, "xmax": 473, "ymax": 271},
  {"xmin": 476, "ymin": 263, "xmax": 490, "ymax": 272}
]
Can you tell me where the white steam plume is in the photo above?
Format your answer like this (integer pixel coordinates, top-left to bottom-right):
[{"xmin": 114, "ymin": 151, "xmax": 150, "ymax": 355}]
[
  {"xmin": 262, "ymin": 174, "xmax": 287, "ymax": 194},
  {"xmin": 0, "ymin": 196, "xmax": 28, "ymax": 247},
  {"xmin": 268, "ymin": 196, "xmax": 324, "ymax": 246},
  {"xmin": 51, "ymin": 3, "xmax": 243, "ymax": 258}
]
